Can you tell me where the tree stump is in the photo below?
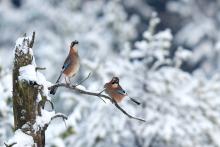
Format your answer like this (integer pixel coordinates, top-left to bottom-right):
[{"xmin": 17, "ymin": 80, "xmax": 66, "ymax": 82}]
[{"xmin": 12, "ymin": 32, "xmax": 45, "ymax": 146}]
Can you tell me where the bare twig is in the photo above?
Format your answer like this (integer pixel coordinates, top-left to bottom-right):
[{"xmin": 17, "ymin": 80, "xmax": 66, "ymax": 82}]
[
  {"xmin": 43, "ymin": 113, "xmax": 68, "ymax": 131},
  {"xmin": 96, "ymin": 95, "xmax": 106, "ymax": 103},
  {"xmin": 50, "ymin": 113, "xmax": 68, "ymax": 123},
  {"xmin": 98, "ymin": 88, "xmax": 106, "ymax": 95},
  {"xmin": 75, "ymin": 72, "xmax": 92, "ymax": 86},
  {"xmin": 114, "ymin": 102, "xmax": 145, "ymax": 122},
  {"xmin": 29, "ymin": 31, "xmax": 35, "ymax": 48},
  {"xmin": 4, "ymin": 142, "xmax": 17, "ymax": 147},
  {"xmin": 48, "ymin": 83, "xmax": 146, "ymax": 122},
  {"xmin": 35, "ymin": 67, "xmax": 46, "ymax": 71}
]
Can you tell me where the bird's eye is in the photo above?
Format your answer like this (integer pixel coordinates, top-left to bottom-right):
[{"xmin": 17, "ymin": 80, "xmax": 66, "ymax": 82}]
[{"xmin": 112, "ymin": 82, "xmax": 117, "ymax": 84}]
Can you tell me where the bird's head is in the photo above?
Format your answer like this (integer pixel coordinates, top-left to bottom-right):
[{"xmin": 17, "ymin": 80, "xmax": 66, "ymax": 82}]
[
  {"xmin": 70, "ymin": 40, "xmax": 79, "ymax": 53},
  {"xmin": 70, "ymin": 40, "xmax": 79, "ymax": 48},
  {"xmin": 111, "ymin": 77, "xmax": 119, "ymax": 84},
  {"xmin": 104, "ymin": 77, "xmax": 119, "ymax": 89}
]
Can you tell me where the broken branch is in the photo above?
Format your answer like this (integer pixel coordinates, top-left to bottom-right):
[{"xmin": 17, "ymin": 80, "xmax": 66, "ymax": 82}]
[
  {"xmin": 29, "ymin": 31, "xmax": 35, "ymax": 48},
  {"xmin": 43, "ymin": 113, "xmax": 68, "ymax": 131}
]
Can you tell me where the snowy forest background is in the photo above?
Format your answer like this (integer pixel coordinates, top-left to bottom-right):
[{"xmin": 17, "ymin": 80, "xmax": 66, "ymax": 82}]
[{"xmin": 1, "ymin": 0, "xmax": 220, "ymax": 146}]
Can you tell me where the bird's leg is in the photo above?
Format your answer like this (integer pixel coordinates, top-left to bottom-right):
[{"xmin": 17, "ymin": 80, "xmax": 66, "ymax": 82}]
[
  {"xmin": 65, "ymin": 77, "xmax": 69, "ymax": 85},
  {"xmin": 68, "ymin": 77, "xmax": 71, "ymax": 84}
]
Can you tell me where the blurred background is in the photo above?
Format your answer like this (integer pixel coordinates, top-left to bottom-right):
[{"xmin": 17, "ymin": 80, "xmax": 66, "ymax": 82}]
[{"xmin": 1, "ymin": 0, "xmax": 220, "ymax": 146}]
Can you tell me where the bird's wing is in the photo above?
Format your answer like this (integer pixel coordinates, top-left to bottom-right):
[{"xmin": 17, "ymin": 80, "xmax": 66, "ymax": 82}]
[
  {"xmin": 116, "ymin": 86, "xmax": 127, "ymax": 95},
  {"xmin": 62, "ymin": 56, "xmax": 71, "ymax": 70}
]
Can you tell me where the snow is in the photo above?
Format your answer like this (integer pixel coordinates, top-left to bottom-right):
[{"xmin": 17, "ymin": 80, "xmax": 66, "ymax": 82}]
[
  {"xmin": 134, "ymin": 40, "xmax": 148, "ymax": 51},
  {"xmin": 19, "ymin": 65, "xmax": 37, "ymax": 81},
  {"xmin": 35, "ymin": 109, "xmax": 55, "ymax": 129},
  {"xmin": 18, "ymin": 63, "xmax": 52, "ymax": 101},
  {"xmin": 1, "ymin": 0, "xmax": 220, "ymax": 147},
  {"xmin": 175, "ymin": 47, "xmax": 192, "ymax": 60},
  {"xmin": 6, "ymin": 129, "xmax": 34, "ymax": 147},
  {"xmin": 154, "ymin": 29, "xmax": 173, "ymax": 41},
  {"xmin": 36, "ymin": 71, "xmax": 53, "ymax": 100},
  {"xmin": 16, "ymin": 36, "xmax": 52, "ymax": 100},
  {"xmin": 76, "ymin": 85, "xmax": 87, "ymax": 91},
  {"xmin": 15, "ymin": 37, "xmax": 29, "ymax": 47},
  {"xmin": 15, "ymin": 37, "xmax": 33, "ymax": 55}
]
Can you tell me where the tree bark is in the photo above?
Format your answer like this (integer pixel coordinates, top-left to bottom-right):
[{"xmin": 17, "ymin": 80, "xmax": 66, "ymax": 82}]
[{"xmin": 12, "ymin": 32, "xmax": 45, "ymax": 147}]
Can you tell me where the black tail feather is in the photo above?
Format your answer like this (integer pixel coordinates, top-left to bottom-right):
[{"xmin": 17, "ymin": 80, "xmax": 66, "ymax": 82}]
[
  {"xmin": 50, "ymin": 87, "xmax": 58, "ymax": 95},
  {"xmin": 50, "ymin": 72, "xmax": 63, "ymax": 95},
  {"xmin": 129, "ymin": 97, "xmax": 141, "ymax": 105}
]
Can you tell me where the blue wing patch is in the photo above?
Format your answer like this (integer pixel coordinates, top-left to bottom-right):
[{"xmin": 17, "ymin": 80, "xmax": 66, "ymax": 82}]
[
  {"xmin": 116, "ymin": 89, "xmax": 126, "ymax": 95},
  {"xmin": 62, "ymin": 56, "xmax": 71, "ymax": 69}
]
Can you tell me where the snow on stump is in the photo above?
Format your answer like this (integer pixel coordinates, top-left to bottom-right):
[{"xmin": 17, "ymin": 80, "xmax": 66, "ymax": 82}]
[{"xmin": 12, "ymin": 32, "xmax": 67, "ymax": 147}]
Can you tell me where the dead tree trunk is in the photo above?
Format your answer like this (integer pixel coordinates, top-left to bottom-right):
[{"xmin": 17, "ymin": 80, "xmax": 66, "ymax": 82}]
[{"xmin": 12, "ymin": 32, "xmax": 45, "ymax": 146}]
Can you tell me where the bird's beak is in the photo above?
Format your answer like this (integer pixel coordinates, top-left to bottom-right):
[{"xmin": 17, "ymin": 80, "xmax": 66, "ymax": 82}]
[{"xmin": 71, "ymin": 40, "xmax": 79, "ymax": 48}]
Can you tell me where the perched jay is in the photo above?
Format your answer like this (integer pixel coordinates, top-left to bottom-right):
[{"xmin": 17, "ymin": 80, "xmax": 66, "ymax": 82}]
[
  {"xmin": 50, "ymin": 40, "xmax": 80, "ymax": 95},
  {"xmin": 104, "ymin": 77, "xmax": 140, "ymax": 105}
]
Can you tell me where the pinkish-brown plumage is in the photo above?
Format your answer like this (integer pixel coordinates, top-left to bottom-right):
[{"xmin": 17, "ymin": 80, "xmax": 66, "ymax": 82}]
[
  {"xmin": 104, "ymin": 77, "xmax": 141, "ymax": 105},
  {"xmin": 63, "ymin": 45, "xmax": 80, "ymax": 77},
  {"xmin": 50, "ymin": 40, "xmax": 80, "ymax": 95},
  {"xmin": 104, "ymin": 77, "xmax": 127, "ymax": 103}
]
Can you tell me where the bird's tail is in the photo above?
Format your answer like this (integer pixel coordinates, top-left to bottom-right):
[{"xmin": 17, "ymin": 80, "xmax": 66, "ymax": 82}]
[
  {"xmin": 50, "ymin": 71, "xmax": 63, "ymax": 95},
  {"xmin": 129, "ymin": 97, "xmax": 141, "ymax": 105}
]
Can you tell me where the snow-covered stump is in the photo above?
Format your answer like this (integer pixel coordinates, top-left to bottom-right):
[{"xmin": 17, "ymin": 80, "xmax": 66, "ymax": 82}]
[
  {"xmin": 12, "ymin": 32, "xmax": 43, "ymax": 146},
  {"xmin": 11, "ymin": 32, "xmax": 64, "ymax": 147},
  {"xmin": 13, "ymin": 33, "xmax": 35, "ymax": 129}
]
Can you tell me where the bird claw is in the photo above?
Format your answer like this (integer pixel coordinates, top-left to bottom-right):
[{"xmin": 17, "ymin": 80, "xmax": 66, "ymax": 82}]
[{"xmin": 111, "ymin": 98, "xmax": 115, "ymax": 104}]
